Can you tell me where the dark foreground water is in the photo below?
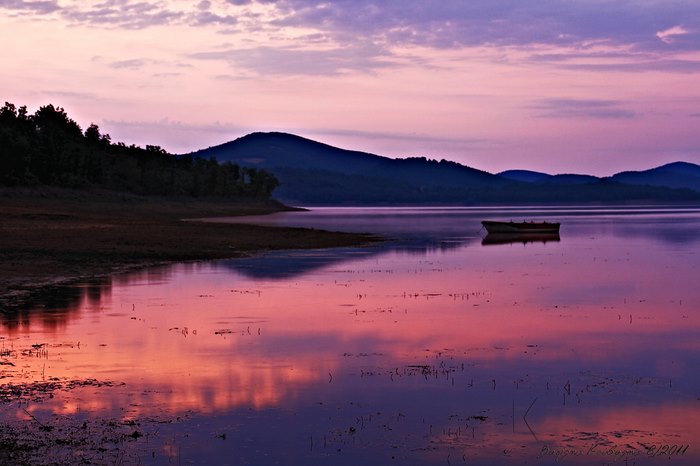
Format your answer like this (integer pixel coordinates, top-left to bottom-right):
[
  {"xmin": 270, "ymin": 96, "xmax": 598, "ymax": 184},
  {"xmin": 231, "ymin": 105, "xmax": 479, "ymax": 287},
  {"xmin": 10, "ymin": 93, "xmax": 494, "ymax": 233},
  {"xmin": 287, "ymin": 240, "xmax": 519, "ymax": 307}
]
[{"xmin": 2, "ymin": 206, "xmax": 699, "ymax": 465}]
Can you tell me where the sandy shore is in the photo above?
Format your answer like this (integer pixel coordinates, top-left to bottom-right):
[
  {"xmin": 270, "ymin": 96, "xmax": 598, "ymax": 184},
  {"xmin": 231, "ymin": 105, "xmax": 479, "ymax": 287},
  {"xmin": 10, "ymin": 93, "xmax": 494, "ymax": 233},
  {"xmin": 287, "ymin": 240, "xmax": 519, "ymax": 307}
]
[{"xmin": 0, "ymin": 188, "xmax": 379, "ymax": 310}]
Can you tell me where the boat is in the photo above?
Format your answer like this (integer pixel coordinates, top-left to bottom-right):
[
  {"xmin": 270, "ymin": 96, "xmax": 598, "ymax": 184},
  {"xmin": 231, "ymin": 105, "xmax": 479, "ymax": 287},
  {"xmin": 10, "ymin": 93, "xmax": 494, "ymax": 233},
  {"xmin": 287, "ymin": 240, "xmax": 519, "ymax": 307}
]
[
  {"xmin": 482, "ymin": 232, "xmax": 560, "ymax": 246},
  {"xmin": 481, "ymin": 220, "xmax": 560, "ymax": 234}
]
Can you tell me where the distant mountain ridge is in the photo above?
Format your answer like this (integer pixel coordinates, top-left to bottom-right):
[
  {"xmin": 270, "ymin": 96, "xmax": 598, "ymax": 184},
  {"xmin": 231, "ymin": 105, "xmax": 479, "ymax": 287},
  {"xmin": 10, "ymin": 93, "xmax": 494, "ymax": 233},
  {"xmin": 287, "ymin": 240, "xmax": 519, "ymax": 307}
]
[
  {"xmin": 498, "ymin": 170, "xmax": 599, "ymax": 185},
  {"xmin": 190, "ymin": 132, "xmax": 700, "ymax": 204},
  {"xmin": 499, "ymin": 162, "xmax": 700, "ymax": 192},
  {"xmin": 610, "ymin": 162, "xmax": 700, "ymax": 192}
]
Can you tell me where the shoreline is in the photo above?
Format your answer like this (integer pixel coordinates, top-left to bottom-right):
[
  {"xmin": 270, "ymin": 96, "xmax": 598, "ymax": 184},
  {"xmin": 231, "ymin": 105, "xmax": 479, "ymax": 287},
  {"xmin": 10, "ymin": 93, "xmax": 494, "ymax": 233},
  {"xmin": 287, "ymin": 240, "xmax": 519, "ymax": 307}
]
[
  {"xmin": 0, "ymin": 189, "xmax": 383, "ymax": 464},
  {"xmin": 0, "ymin": 189, "xmax": 381, "ymax": 311}
]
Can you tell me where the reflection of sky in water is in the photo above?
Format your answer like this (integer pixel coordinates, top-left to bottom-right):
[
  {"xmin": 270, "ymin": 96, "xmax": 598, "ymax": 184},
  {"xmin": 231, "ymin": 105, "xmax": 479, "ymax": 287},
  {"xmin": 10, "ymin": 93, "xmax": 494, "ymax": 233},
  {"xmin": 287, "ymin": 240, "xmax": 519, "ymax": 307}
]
[{"xmin": 2, "ymin": 206, "xmax": 700, "ymax": 465}]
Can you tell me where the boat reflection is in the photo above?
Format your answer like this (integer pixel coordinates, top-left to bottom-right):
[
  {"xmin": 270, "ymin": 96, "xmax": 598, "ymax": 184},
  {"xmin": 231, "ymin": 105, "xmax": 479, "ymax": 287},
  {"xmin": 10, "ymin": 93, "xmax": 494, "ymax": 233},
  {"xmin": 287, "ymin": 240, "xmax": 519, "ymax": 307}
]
[{"xmin": 481, "ymin": 232, "xmax": 561, "ymax": 246}]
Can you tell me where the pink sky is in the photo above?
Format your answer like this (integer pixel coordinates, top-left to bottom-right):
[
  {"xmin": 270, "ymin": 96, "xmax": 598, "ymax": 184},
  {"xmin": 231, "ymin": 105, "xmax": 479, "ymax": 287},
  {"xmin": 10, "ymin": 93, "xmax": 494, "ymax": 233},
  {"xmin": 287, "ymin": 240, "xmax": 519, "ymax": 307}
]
[{"xmin": 2, "ymin": 0, "xmax": 699, "ymax": 175}]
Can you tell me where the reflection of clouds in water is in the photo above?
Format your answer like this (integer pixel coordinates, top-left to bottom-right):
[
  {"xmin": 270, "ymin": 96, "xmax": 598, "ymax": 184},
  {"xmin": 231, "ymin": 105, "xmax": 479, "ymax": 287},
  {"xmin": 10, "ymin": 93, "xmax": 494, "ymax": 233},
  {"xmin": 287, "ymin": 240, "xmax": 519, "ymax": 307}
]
[
  {"xmin": 4, "ymin": 207, "xmax": 700, "ymax": 465},
  {"xmin": 544, "ymin": 282, "xmax": 635, "ymax": 306},
  {"xmin": 611, "ymin": 221, "xmax": 700, "ymax": 244}
]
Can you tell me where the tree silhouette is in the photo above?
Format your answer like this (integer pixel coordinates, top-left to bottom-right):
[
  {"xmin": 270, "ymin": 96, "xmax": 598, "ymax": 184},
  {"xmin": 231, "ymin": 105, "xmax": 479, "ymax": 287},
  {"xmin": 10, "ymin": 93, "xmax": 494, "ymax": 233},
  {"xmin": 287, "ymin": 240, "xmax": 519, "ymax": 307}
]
[{"xmin": 0, "ymin": 101, "xmax": 279, "ymax": 199}]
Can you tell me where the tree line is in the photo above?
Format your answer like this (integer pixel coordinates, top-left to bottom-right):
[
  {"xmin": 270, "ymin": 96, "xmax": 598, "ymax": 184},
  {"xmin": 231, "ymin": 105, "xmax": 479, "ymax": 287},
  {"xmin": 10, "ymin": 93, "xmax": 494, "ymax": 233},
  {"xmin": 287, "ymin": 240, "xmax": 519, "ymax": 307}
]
[{"xmin": 0, "ymin": 102, "xmax": 279, "ymax": 199}]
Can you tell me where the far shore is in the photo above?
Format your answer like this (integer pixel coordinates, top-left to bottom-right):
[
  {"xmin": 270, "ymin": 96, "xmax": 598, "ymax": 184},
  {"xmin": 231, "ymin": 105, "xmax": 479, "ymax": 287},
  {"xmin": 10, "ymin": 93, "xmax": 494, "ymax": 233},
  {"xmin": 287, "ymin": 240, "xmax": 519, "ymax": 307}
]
[{"xmin": 0, "ymin": 188, "xmax": 381, "ymax": 311}]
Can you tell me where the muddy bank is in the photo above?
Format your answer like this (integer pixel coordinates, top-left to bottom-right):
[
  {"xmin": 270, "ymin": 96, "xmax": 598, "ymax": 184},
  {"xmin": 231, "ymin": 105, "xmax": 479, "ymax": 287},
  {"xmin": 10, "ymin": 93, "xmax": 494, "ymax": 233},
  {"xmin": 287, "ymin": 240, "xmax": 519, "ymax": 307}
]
[{"xmin": 0, "ymin": 189, "xmax": 380, "ymax": 310}]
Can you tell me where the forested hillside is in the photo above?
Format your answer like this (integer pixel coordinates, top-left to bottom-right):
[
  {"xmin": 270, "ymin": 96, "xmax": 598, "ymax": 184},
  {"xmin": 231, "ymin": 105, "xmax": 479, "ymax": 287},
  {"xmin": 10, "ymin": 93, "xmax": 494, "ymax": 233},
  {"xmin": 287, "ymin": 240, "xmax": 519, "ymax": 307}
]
[
  {"xmin": 0, "ymin": 102, "xmax": 278, "ymax": 199},
  {"xmin": 191, "ymin": 132, "xmax": 700, "ymax": 205},
  {"xmin": 611, "ymin": 162, "xmax": 700, "ymax": 192}
]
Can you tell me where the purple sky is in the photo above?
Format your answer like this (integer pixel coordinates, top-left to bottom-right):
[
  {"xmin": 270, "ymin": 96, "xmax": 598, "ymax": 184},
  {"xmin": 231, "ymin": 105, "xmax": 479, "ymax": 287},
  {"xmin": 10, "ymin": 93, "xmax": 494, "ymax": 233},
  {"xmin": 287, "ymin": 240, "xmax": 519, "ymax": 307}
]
[{"xmin": 2, "ymin": 0, "xmax": 699, "ymax": 175}]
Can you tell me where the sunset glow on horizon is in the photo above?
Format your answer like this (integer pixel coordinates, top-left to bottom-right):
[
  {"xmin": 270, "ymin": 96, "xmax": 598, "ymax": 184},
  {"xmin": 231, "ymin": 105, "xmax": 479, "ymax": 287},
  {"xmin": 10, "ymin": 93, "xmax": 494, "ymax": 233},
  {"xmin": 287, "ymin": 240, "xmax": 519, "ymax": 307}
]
[{"xmin": 2, "ymin": 0, "xmax": 699, "ymax": 175}]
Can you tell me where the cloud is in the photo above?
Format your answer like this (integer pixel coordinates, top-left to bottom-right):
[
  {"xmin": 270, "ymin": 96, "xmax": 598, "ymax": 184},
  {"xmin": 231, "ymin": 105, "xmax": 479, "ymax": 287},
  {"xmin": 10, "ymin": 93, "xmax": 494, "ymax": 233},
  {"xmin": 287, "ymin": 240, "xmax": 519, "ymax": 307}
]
[
  {"xmin": 110, "ymin": 58, "xmax": 146, "ymax": 70},
  {"xmin": 0, "ymin": 0, "xmax": 60, "ymax": 14},
  {"xmin": 189, "ymin": 1, "xmax": 239, "ymax": 26},
  {"xmin": 308, "ymin": 127, "xmax": 492, "ymax": 148},
  {"xmin": 190, "ymin": 43, "xmax": 398, "ymax": 76},
  {"xmin": 656, "ymin": 25, "xmax": 689, "ymax": 44},
  {"xmin": 527, "ymin": 48, "xmax": 700, "ymax": 74},
  {"xmin": 152, "ymin": 72, "xmax": 182, "ymax": 78},
  {"xmin": 190, "ymin": 10, "xmax": 238, "ymax": 26},
  {"xmin": 4, "ymin": 1, "xmax": 698, "ymax": 53},
  {"xmin": 531, "ymin": 98, "xmax": 636, "ymax": 119},
  {"xmin": 42, "ymin": 90, "xmax": 102, "ymax": 99},
  {"xmin": 257, "ymin": 0, "xmax": 700, "ymax": 52},
  {"xmin": 61, "ymin": 1, "xmax": 184, "ymax": 29},
  {"xmin": 557, "ymin": 59, "xmax": 700, "ymax": 74},
  {"xmin": 4, "ymin": 0, "xmax": 700, "ymax": 76},
  {"xmin": 0, "ymin": 0, "xmax": 186, "ymax": 29},
  {"xmin": 213, "ymin": 1, "xmax": 700, "ymax": 75}
]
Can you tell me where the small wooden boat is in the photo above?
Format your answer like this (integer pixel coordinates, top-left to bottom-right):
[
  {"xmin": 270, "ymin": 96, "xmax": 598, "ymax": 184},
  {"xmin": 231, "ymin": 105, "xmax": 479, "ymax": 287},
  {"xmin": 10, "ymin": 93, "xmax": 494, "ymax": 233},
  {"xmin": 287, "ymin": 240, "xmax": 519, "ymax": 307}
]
[{"xmin": 481, "ymin": 220, "xmax": 560, "ymax": 234}]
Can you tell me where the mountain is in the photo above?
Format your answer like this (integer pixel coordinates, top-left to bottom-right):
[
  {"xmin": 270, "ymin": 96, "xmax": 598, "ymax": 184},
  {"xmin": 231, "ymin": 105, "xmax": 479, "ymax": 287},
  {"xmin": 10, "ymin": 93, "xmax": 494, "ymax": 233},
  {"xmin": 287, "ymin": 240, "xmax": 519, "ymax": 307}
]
[
  {"xmin": 500, "ymin": 162, "xmax": 700, "ymax": 192},
  {"xmin": 189, "ymin": 133, "xmax": 700, "ymax": 204},
  {"xmin": 498, "ymin": 170, "xmax": 551, "ymax": 183},
  {"xmin": 193, "ymin": 132, "xmax": 501, "ymax": 188},
  {"xmin": 192, "ymin": 132, "xmax": 509, "ymax": 204},
  {"xmin": 610, "ymin": 162, "xmax": 700, "ymax": 192},
  {"xmin": 498, "ymin": 170, "xmax": 598, "ymax": 185}
]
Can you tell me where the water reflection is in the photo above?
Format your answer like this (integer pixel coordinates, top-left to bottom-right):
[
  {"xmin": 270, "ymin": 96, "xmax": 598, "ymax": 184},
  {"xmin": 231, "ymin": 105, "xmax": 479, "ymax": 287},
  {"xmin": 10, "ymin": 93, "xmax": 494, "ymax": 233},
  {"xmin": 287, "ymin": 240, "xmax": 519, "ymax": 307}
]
[
  {"xmin": 481, "ymin": 232, "xmax": 561, "ymax": 245},
  {"xmin": 221, "ymin": 237, "xmax": 479, "ymax": 280},
  {"xmin": 204, "ymin": 205, "xmax": 700, "ymax": 246},
  {"xmin": 1, "ymin": 279, "xmax": 110, "ymax": 333},
  {"xmin": 2, "ymin": 206, "xmax": 700, "ymax": 465}
]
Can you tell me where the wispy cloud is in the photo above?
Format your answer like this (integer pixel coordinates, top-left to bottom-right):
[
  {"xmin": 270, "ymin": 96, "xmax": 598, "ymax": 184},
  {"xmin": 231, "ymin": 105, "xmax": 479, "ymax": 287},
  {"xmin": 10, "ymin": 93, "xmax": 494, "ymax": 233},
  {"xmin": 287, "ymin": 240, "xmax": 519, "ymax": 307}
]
[
  {"xmin": 25, "ymin": 89, "xmax": 106, "ymax": 103},
  {"xmin": 308, "ymin": 127, "xmax": 492, "ymax": 148},
  {"xmin": 190, "ymin": 0, "xmax": 239, "ymax": 26},
  {"xmin": 190, "ymin": 43, "xmax": 397, "ymax": 76},
  {"xmin": 656, "ymin": 25, "xmax": 690, "ymax": 44},
  {"xmin": 110, "ymin": 58, "xmax": 147, "ymax": 70},
  {"xmin": 211, "ymin": 1, "xmax": 700, "ymax": 75},
  {"xmin": 557, "ymin": 59, "xmax": 700, "ymax": 74},
  {"xmin": 0, "ymin": 0, "xmax": 60, "ymax": 14},
  {"xmin": 61, "ymin": 1, "xmax": 184, "ymax": 30},
  {"xmin": 0, "ymin": 0, "xmax": 186, "ymax": 29},
  {"xmin": 297, "ymin": 127, "xmax": 503, "ymax": 162},
  {"xmin": 527, "ymin": 46, "xmax": 700, "ymax": 74},
  {"xmin": 249, "ymin": 0, "xmax": 700, "ymax": 52},
  {"xmin": 531, "ymin": 98, "xmax": 636, "ymax": 119},
  {"xmin": 3, "ymin": 1, "xmax": 699, "ymax": 54}
]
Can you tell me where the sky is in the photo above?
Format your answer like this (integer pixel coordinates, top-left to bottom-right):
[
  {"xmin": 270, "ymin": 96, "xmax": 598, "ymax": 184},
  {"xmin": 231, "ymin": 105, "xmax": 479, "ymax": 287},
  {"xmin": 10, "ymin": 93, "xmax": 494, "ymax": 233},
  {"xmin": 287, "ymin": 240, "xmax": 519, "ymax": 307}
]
[{"xmin": 2, "ymin": 0, "xmax": 700, "ymax": 176}]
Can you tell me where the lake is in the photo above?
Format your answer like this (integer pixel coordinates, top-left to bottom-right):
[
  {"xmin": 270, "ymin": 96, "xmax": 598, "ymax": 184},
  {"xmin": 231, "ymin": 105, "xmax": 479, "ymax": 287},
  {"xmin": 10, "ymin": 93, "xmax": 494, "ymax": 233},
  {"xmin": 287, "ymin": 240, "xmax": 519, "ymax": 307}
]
[{"xmin": 2, "ymin": 206, "xmax": 699, "ymax": 465}]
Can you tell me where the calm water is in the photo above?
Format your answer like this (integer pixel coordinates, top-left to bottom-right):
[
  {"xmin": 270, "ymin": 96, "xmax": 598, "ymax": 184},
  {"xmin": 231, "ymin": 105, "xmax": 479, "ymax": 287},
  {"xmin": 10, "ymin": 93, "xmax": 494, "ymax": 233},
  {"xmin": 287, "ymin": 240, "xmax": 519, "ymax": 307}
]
[{"xmin": 2, "ymin": 206, "xmax": 700, "ymax": 465}]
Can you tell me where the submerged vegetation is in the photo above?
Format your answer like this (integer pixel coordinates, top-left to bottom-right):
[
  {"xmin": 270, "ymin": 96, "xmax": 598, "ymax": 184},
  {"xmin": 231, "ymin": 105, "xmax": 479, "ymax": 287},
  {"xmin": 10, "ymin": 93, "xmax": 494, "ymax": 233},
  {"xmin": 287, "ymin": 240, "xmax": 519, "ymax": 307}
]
[{"xmin": 0, "ymin": 102, "xmax": 279, "ymax": 199}]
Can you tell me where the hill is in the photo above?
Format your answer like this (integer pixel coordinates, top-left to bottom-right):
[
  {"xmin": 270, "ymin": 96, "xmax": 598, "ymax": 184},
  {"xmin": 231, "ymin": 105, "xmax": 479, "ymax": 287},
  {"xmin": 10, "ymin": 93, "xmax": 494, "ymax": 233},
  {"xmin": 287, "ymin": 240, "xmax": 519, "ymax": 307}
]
[
  {"xmin": 498, "ymin": 170, "xmax": 551, "ymax": 183},
  {"xmin": 498, "ymin": 170, "xmax": 598, "ymax": 185},
  {"xmin": 192, "ymin": 132, "xmax": 505, "ymax": 204},
  {"xmin": 610, "ymin": 162, "xmax": 700, "ymax": 192},
  {"xmin": 499, "ymin": 163, "xmax": 700, "ymax": 193},
  {"xmin": 191, "ymin": 132, "xmax": 700, "ymax": 205}
]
